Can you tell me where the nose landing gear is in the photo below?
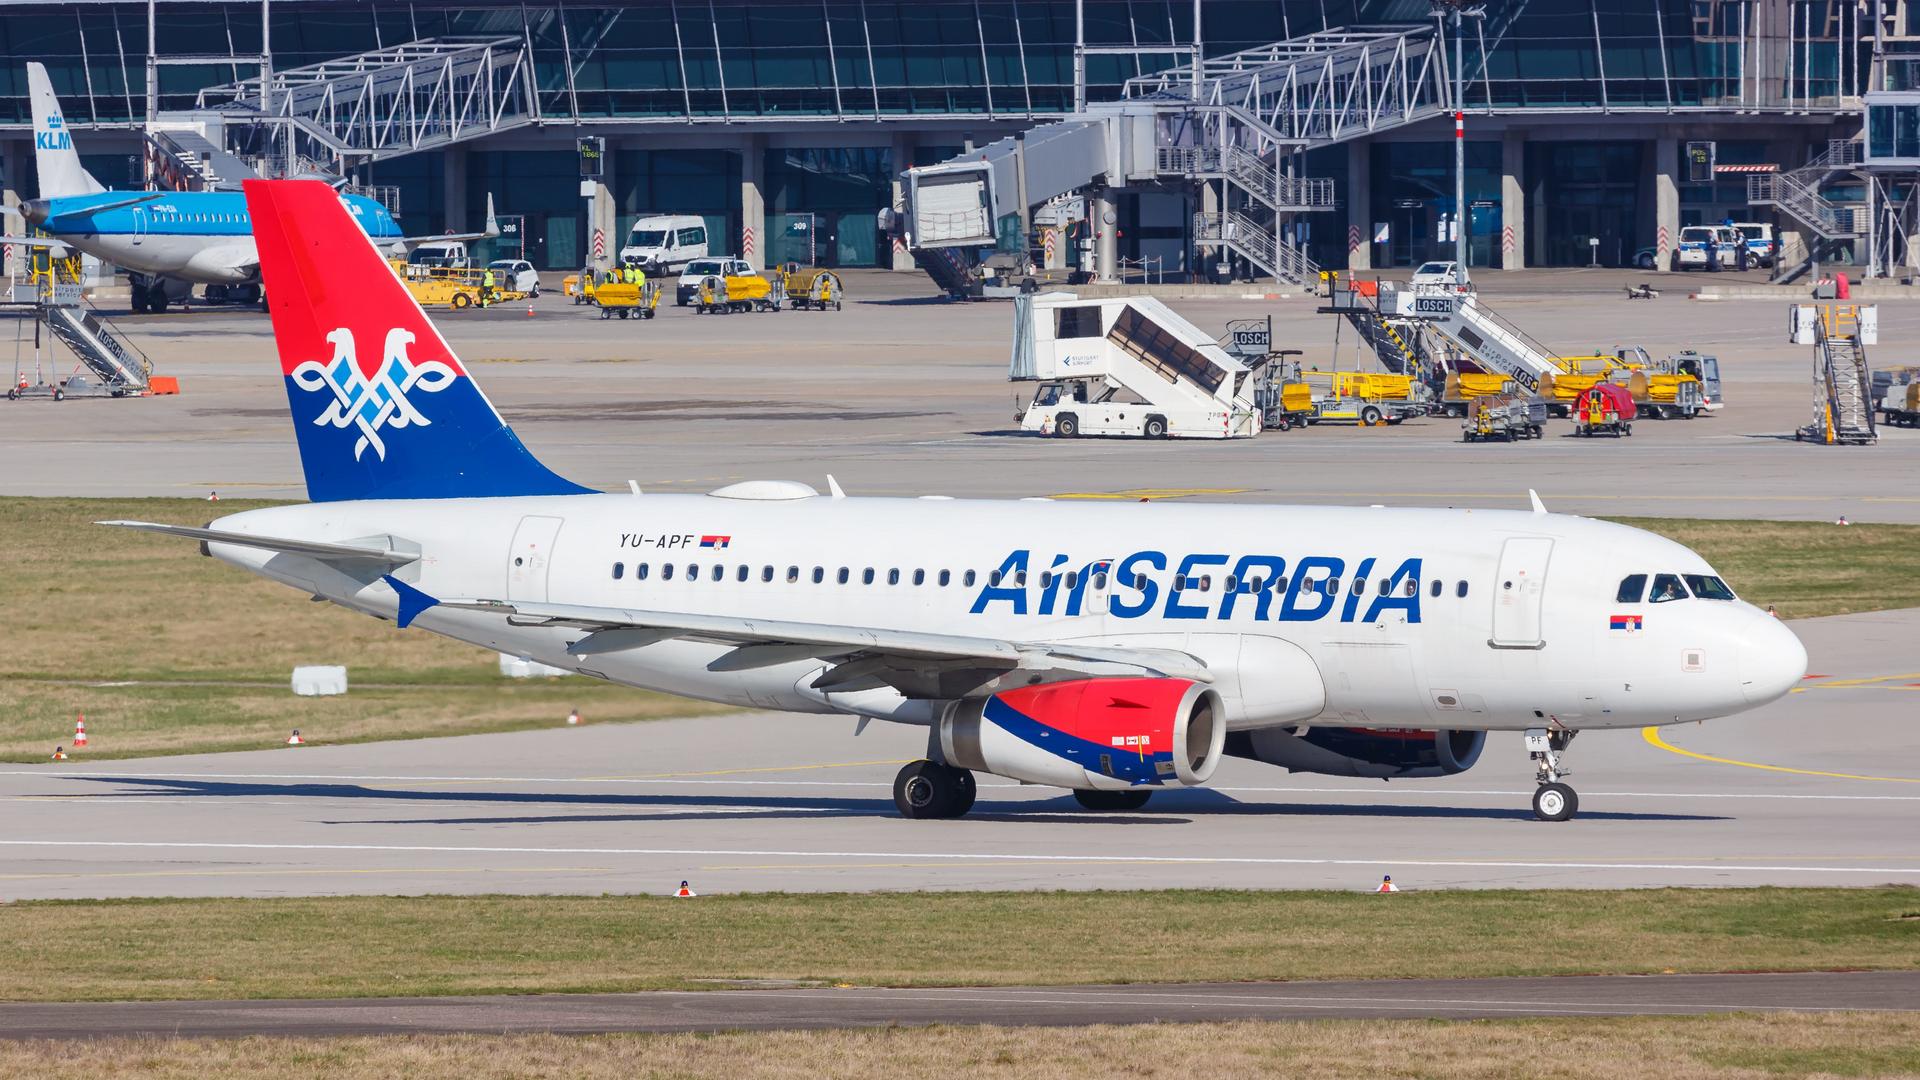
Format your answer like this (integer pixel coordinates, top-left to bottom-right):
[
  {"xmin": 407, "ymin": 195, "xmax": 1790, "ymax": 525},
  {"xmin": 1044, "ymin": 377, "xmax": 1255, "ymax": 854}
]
[{"xmin": 1527, "ymin": 727, "xmax": 1579, "ymax": 821}]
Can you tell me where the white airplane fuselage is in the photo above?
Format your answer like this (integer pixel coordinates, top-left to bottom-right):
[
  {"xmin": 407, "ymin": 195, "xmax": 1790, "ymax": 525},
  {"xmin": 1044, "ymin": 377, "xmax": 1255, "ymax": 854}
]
[{"xmin": 205, "ymin": 494, "xmax": 1804, "ymax": 733}]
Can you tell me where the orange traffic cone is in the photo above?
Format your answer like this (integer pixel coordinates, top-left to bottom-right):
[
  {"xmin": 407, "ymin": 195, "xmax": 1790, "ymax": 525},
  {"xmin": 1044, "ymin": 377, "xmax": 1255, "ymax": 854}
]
[
  {"xmin": 675, "ymin": 880, "xmax": 696, "ymax": 898},
  {"xmin": 286, "ymin": 729, "xmax": 305, "ymax": 746},
  {"xmin": 566, "ymin": 709, "xmax": 580, "ymax": 726},
  {"xmin": 73, "ymin": 715, "xmax": 88, "ymax": 749},
  {"xmin": 1376, "ymin": 875, "xmax": 1399, "ymax": 893},
  {"xmin": 526, "ymin": 304, "xmax": 535, "ymax": 317}
]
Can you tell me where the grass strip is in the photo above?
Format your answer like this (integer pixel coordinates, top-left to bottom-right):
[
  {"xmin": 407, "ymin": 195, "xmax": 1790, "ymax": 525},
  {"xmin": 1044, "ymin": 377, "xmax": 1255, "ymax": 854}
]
[
  {"xmin": 3, "ymin": 1013, "xmax": 1919, "ymax": 1079},
  {"xmin": 1, "ymin": 888, "xmax": 1914, "ymax": 1003}
]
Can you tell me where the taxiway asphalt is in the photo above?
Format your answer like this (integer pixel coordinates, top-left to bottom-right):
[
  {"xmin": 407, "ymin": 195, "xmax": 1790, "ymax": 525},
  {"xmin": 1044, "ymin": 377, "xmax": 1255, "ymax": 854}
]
[
  {"xmin": 4, "ymin": 970, "xmax": 1915, "ymax": 1039},
  {"xmin": 2, "ymin": 608, "xmax": 1915, "ymax": 899}
]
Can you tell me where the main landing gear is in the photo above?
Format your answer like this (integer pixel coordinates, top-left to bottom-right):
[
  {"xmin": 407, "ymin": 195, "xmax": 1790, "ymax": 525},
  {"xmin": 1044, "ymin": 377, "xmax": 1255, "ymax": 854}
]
[
  {"xmin": 1526, "ymin": 727, "xmax": 1579, "ymax": 821},
  {"xmin": 893, "ymin": 760, "xmax": 976, "ymax": 819}
]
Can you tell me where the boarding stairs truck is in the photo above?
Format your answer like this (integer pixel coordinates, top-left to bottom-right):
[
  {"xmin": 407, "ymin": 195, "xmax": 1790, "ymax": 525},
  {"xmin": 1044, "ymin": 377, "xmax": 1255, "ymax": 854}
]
[
  {"xmin": 1012, "ymin": 292, "xmax": 1259, "ymax": 439},
  {"xmin": 1794, "ymin": 304, "xmax": 1877, "ymax": 445}
]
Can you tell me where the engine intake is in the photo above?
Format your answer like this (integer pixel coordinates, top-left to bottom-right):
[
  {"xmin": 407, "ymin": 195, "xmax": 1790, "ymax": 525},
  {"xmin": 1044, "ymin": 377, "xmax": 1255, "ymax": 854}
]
[
  {"xmin": 941, "ymin": 677, "xmax": 1226, "ymax": 790},
  {"xmin": 1227, "ymin": 726, "xmax": 1485, "ymax": 779}
]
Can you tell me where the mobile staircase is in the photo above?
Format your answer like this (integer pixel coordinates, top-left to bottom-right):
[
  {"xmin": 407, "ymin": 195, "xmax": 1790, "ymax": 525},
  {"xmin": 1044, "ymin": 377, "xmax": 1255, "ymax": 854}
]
[
  {"xmin": 45, "ymin": 305, "xmax": 153, "ymax": 394},
  {"xmin": 1748, "ymin": 140, "xmax": 1866, "ymax": 284},
  {"xmin": 1010, "ymin": 292, "xmax": 1260, "ymax": 438},
  {"xmin": 1336, "ymin": 283, "xmax": 1563, "ymax": 394},
  {"xmin": 1798, "ymin": 304, "xmax": 1877, "ymax": 445}
]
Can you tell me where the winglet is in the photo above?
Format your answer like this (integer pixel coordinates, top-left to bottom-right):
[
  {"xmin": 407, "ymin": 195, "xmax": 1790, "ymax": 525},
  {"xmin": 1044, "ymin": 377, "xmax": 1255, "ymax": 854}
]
[
  {"xmin": 1528, "ymin": 489, "xmax": 1547, "ymax": 515},
  {"xmin": 383, "ymin": 575, "xmax": 439, "ymax": 629},
  {"xmin": 826, "ymin": 474, "xmax": 846, "ymax": 499}
]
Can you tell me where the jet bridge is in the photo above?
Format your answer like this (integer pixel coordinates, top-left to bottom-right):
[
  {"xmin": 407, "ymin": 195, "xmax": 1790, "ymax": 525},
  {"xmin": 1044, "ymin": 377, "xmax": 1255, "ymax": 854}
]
[
  {"xmin": 1010, "ymin": 292, "xmax": 1259, "ymax": 438},
  {"xmin": 899, "ymin": 24, "xmax": 1447, "ymax": 293}
]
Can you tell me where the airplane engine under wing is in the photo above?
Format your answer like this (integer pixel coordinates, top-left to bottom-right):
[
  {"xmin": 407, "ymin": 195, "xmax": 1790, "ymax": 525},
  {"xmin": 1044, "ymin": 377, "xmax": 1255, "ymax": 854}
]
[
  {"xmin": 1226, "ymin": 726, "xmax": 1486, "ymax": 779},
  {"xmin": 940, "ymin": 677, "xmax": 1226, "ymax": 790}
]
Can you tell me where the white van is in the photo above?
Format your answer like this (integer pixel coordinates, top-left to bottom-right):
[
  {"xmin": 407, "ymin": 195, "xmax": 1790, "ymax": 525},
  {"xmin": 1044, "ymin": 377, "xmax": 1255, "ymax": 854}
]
[
  {"xmin": 619, "ymin": 215, "xmax": 709, "ymax": 272},
  {"xmin": 406, "ymin": 240, "xmax": 472, "ymax": 270}
]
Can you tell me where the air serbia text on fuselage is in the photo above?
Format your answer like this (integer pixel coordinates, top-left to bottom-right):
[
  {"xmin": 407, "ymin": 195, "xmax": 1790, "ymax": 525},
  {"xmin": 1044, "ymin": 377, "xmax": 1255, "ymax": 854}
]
[{"xmin": 970, "ymin": 549, "xmax": 1425, "ymax": 623}]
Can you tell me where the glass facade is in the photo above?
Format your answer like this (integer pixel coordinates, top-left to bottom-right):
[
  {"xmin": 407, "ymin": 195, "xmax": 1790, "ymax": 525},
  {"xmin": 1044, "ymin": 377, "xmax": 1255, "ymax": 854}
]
[{"xmin": 0, "ymin": 1, "xmax": 1876, "ymax": 128}]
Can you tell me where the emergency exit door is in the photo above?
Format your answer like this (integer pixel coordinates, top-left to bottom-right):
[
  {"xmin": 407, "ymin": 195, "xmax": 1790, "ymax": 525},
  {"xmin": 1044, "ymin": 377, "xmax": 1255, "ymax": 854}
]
[
  {"xmin": 506, "ymin": 515, "xmax": 564, "ymax": 602},
  {"xmin": 1490, "ymin": 537, "xmax": 1553, "ymax": 648}
]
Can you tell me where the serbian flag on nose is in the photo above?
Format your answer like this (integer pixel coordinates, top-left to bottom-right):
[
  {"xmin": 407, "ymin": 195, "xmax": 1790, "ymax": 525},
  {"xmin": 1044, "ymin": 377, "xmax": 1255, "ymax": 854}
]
[{"xmin": 1609, "ymin": 614, "xmax": 1643, "ymax": 632}]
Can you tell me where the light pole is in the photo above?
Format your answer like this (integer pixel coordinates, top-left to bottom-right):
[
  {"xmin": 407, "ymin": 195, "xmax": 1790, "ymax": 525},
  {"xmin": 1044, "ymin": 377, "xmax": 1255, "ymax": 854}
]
[{"xmin": 1433, "ymin": 2, "xmax": 1483, "ymax": 282}]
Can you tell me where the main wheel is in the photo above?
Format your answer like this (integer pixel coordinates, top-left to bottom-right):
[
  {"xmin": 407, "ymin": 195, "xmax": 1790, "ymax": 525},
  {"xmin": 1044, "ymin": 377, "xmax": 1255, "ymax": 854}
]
[
  {"xmin": 1144, "ymin": 416, "xmax": 1168, "ymax": 438},
  {"xmin": 1361, "ymin": 405, "xmax": 1383, "ymax": 426},
  {"xmin": 1073, "ymin": 788, "xmax": 1152, "ymax": 812},
  {"xmin": 1532, "ymin": 782, "xmax": 1578, "ymax": 822},
  {"xmin": 1055, "ymin": 414, "xmax": 1080, "ymax": 438},
  {"xmin": 451, "ymin": 293, "xmax": 472, "ymax": 310},
  {"xmin": 893, "ymin": 760, "xmax": 975, "ymax": 819},
  {"xmin": 148, "ymin": 292, "xmax": 169, "ymax": 314}
]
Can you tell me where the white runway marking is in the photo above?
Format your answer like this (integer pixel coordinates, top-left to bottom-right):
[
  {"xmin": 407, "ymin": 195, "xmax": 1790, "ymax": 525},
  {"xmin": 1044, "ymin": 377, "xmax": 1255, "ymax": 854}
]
[
  {"xmin": 2, "ymin": 839, "xmax": 1917, "ymax": 877},
  {"xmin": 8, "ymin": 770, "xmax": 1919, "ymax": 801}
]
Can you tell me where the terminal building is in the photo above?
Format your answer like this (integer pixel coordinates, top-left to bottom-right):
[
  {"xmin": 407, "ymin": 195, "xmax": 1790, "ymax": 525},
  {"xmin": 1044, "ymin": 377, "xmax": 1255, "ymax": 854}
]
[{"xmin": 1, "ymin": 0, "xmax": 1913, "ymax": 280}]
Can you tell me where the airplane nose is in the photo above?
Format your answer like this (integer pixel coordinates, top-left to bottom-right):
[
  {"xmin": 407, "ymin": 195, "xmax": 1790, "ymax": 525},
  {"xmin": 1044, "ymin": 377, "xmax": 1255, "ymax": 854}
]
[
  {"xmin": 21, "ymin": 199, "xmax": 49, "ymax": 226},
  {"xmin": 1736, "ymin": 612, "xmax": 1807, "ymax": 705}
]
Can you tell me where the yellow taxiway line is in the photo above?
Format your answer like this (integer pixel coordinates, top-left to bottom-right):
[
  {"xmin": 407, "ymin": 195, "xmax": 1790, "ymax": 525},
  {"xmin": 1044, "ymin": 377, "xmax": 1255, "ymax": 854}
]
[{"xmin": 1642, "ymin": 727, "xmax": 1920, "ymax": 783}]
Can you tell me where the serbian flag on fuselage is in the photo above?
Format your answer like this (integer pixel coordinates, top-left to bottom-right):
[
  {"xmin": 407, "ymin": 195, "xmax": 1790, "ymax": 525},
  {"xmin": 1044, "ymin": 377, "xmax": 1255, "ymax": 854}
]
[
  {"xmin": 700, "ymin": 535, "xmax": 731, "ymax": 549},
  {"xmin": 1609, "ymin": 614, "xmax": 1643, "ymax": 632}
]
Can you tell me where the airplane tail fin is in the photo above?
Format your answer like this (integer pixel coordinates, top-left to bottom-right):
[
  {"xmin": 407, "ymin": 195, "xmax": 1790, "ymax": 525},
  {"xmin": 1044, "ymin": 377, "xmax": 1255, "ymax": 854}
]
[
  {"xmin": 27, "ymin": 63, "xmax": 105, "ymax": 197},
  {"xmin": 243, "ymin": 179, "xmax": 593, "ymax": 502}
]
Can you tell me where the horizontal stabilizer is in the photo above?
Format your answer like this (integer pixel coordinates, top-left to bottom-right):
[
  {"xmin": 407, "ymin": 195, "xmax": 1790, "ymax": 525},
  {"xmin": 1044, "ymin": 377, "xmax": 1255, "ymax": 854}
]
[{"xmin": 97, "ymin": 520, "xmax": 418, "ymax": 568}]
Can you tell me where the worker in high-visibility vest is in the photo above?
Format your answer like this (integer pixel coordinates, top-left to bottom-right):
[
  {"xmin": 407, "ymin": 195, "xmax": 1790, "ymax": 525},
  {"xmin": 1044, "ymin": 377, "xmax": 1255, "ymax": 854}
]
[{"xmin": 480, "ymin": 267, "xmax": 497, "ymax": 308}]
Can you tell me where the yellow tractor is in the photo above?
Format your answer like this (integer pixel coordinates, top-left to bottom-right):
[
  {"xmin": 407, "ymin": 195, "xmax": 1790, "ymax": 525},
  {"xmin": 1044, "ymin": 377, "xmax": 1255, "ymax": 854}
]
[{"xmin": 783, "ymin": 267, "xmax": 844, "ymax": 311}]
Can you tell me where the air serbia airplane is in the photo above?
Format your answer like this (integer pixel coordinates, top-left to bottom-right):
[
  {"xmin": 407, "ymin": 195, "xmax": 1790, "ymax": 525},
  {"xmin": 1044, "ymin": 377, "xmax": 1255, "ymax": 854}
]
[
  {"xmin": 9, "ymin": 62, "xmax": 485, "ymax": 313},
  {"xmin": 106, "ymin": 179, "xmax": 1807, "ymax": 822}
]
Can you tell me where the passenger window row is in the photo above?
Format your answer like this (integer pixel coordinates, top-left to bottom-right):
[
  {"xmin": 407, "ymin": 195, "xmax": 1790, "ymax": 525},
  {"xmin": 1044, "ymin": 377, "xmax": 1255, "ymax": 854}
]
[
  {"xmin": 609, "ymin": 561, "xmax": 1472, "ymax": 600},
  {"xmin": 1615, "ymin": 572, "xmax": 1736, "ymax": 604}
]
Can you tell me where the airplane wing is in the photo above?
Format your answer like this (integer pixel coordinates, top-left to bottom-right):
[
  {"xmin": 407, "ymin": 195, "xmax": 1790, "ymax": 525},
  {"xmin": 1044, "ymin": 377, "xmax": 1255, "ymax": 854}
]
[
  {"xmin": 396, "ymin": 192, "xmax": 501, "ymax": 247},
  {"xmin": 432, "ymin": 595, "xmax": 1212, "ymax": 698},
  {"xmin": 98, "ymin": 521, "xmax": 419, "ymax": 569},
  {"xmin": 0, "ymin": 235, "xmax": 73, "ymax": 255}
]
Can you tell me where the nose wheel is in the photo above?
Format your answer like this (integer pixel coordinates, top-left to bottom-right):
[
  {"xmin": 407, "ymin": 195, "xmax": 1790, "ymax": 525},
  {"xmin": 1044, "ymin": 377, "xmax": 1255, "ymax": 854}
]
[
  {"xmin": 1526, "ymin": 727, "xmax": 1579, "ymax": 821},
  {"xmin": 893, "ymin": 760, "xmax": 977, "ymax": 819}
]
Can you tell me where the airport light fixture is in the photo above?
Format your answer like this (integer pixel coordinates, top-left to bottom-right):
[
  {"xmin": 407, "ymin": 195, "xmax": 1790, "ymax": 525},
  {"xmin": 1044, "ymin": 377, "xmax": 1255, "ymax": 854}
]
[{"xmin": 1431, "ymin": 1, "xmax": 1485, "ymax": 282}]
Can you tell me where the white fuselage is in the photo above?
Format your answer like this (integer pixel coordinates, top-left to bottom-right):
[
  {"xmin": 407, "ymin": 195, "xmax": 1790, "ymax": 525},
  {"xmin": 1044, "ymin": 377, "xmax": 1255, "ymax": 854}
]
[{"xmin": 205, "ymin": 494, "xmax": 1804, "ymax": 733}]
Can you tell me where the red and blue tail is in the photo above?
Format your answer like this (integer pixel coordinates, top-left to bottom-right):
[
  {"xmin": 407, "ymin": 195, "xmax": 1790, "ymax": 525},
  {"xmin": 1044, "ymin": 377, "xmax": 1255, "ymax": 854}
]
[{"xmin": 245, "ymin": 179, "xmax": 591, "ymax": 502}]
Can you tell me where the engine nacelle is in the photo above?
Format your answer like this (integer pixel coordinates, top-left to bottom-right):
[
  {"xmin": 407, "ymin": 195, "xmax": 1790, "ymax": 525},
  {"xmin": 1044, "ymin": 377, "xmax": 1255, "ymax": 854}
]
[
  {"xmin": 1226, "ymin": 726, "xmax": 1486, "ymax": 779},
  {"xmin": 941, "ymin": 678, "xmax": 1227, "ymax": 790}
]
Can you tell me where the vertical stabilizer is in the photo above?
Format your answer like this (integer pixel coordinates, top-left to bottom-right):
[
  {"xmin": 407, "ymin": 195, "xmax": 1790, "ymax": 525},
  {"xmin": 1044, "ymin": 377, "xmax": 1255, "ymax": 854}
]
[
  {"xmin": 244, "ymin": 179, "xmax": 593, "ymax": 501},
  {"xmin": 27, "ymin": 63, "xmax": 105, "ymax": 197}
]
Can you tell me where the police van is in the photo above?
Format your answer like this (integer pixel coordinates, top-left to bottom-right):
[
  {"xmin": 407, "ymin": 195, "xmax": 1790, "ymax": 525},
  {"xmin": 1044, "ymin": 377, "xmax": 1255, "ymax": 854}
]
[{"xmin": 1675, "ymin": 225, "xmax": 1740, "ymax": 270}]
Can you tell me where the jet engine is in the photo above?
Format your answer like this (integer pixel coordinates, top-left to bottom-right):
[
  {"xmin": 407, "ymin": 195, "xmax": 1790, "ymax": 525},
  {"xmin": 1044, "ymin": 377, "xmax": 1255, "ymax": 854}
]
[
  {"xmin": 940, "ymin": 677, "xmax": 1226, "ymax": 790},
  {"xmin": 1226, "ymin": 726, "xmax": 1485, "ymax": 779}
]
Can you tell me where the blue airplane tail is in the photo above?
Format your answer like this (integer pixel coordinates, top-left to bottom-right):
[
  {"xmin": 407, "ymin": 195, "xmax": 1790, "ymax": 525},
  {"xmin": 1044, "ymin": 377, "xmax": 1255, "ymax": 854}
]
[{"xmin": 244, "ymin": 179, "xmax": 592, "ymax": 502}]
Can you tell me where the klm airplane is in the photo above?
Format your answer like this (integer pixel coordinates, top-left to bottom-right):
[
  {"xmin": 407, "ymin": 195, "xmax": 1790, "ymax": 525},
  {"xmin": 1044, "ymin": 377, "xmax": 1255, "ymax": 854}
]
[{"xmin": 8, "ymin": 62, "xmax": 487, "ymax": 313}]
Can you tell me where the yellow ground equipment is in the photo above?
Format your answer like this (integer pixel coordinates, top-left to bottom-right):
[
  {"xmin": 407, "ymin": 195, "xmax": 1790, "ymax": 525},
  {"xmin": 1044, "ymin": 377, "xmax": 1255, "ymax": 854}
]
[
  {"xmin": 693, "ymin": 271, "xmax": 785, "ymax": 314},
  {"xmin": 563, "ymin": 274, "xmax": 594, "ymax": 304},
  {"xmin": 1462, "ymin": 383, "xmax": 1546, "ymax": 442},
  {"xmin": 1297, "ymin": 370, "xmax": 1423, "ymax": 425},
  {"xmin": 389, "ymin": 261, "xmax": 526, "ymax": 310},
  {"xmin": 1536, "ymin": 354, "xmax": 1637, "ymax": 415},
  {"xmin": 1439, "ymin": 371, "xmax": 1512, "ymax": 416},
  {"xmin": 593, "ymin": 280, "xmax": 661, "ymax": 320},
  {"xmin": 783, "ymin": 267, "xmax": 844, "ymax": 310}
]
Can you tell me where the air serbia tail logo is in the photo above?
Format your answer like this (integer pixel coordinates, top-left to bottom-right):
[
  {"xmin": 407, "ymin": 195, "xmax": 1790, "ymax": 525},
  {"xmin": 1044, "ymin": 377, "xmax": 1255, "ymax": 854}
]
[{"xmin": 290, "ymin": 328, "xmax": 458, "ymax": 461}]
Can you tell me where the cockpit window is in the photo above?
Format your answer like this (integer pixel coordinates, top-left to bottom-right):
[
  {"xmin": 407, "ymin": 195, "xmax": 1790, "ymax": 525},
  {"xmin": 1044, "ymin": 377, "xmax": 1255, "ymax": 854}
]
[
  {"xmin": 1648, "ymin": 573, "xmax": 1689, "ymax": 603},
  {"xmin": 1616, "ymin": 574, "xmax": 1647, "ymax": 603},
  {"xmin": 1683, "ymin": 574, "xmax": 1736, "ymax": 600}
]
